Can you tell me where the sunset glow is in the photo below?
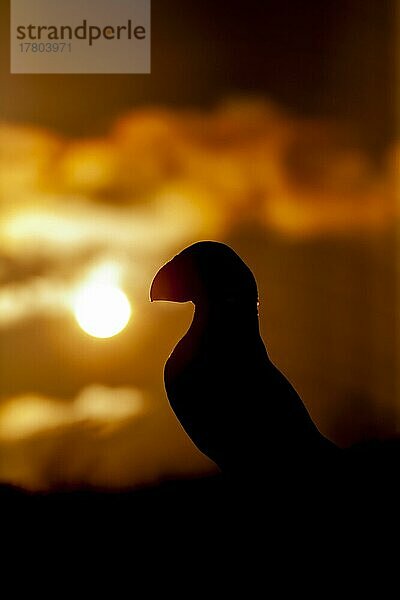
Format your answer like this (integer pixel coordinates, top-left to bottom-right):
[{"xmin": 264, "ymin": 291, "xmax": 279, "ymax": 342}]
[
  {"xmin": 0, "ymin": 100, "xmax": 396, "ymax": 490},
  {"xmin": 73, "ymin": 282, "xmax": 131, "ymax": 338}
]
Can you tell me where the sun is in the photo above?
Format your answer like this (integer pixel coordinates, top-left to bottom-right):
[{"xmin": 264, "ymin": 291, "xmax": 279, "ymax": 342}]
[{"xmin": 73, "ymin": 282, "xmax": 131, "ymax": 339}]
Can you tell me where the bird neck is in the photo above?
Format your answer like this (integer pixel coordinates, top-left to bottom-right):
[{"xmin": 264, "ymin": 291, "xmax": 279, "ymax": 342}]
[{"xmin": 191, "ymin": 300, "xmax": 260, "ymax": 339}]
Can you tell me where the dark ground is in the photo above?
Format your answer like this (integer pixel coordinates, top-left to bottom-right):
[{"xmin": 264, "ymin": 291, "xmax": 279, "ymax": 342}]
[
  {"xmin": 1, "ymin": 463, "xmax": 399, "ymax": 593},
  {"xmin": 2, "ymin": 444, "xmax": 399, "ymax": 539}
]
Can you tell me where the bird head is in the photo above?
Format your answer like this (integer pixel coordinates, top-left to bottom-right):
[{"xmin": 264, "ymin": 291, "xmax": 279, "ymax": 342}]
[{"xmin": 150, "ymin": 241, "xmax": 258, "ymax": 306}]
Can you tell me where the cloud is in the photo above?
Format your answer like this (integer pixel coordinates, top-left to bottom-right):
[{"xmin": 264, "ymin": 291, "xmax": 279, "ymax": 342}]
[
  {"xmin": 1, "ymin": 195, "xmax": 223, "ymax": 259},
  {"xmin": 0, "ymin": 385, "xmax": 145, "ymax": 440},
  {"xmin": 0, "ymin": 385, "xmax": 215, "ymax": 490},
  {"xmin": 0, "ymin": 190, "xmax": 229, "ymax": 327},
  {"xmin": 1, "ymin": 100, "xmax": 394, "ymax": 242},
  {"xmin": 0, "ymin": 100, "xmax": 395, "ymax": 330},
  {"xmin": 0, "ymin": 275, "xmax": 71, "ymax": 326},
  {"xmin": 0, "ymin": 123, "xmax": 61, "ymax": 199}
]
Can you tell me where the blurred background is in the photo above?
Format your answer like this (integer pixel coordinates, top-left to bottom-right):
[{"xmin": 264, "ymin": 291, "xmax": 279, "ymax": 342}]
[{"xmin": 0, "ymin": 0, "xmax": 398, "ymax": 490}]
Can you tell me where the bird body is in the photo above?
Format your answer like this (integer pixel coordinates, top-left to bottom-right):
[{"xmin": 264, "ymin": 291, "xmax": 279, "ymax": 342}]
[{"xmin": 151, "ymin": 241, "xmax": 337, "ymax": 476}]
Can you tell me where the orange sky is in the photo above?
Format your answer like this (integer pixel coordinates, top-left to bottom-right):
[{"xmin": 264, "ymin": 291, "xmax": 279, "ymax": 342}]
[{"xmin": 0, "ymin": 99, "xmax": 398, "ymax": 490}]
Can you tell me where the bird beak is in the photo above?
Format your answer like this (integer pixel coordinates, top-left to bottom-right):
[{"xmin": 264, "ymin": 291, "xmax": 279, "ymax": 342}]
[
  {"xmin": 150, "ymin": 261, "xmax": 172, "ymax": 302},
  {"xmin": 150, "ymin": 251, "xmax": 202, "ymax": 303},
  {"xmin": 150, "ymin": 258, "xmax": 191, "ymax": 302}
]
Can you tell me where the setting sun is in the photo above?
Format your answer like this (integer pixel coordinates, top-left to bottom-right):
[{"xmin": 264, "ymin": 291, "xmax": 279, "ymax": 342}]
[{"xmin": 73, "ymin": 282, "xmax": 131, "ymax": 339}]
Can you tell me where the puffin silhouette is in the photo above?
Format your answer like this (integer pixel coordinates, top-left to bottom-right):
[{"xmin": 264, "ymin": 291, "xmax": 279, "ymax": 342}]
[{"xmin": 151, "ymin": 241, "xmax": 337, "ymax": 477}]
